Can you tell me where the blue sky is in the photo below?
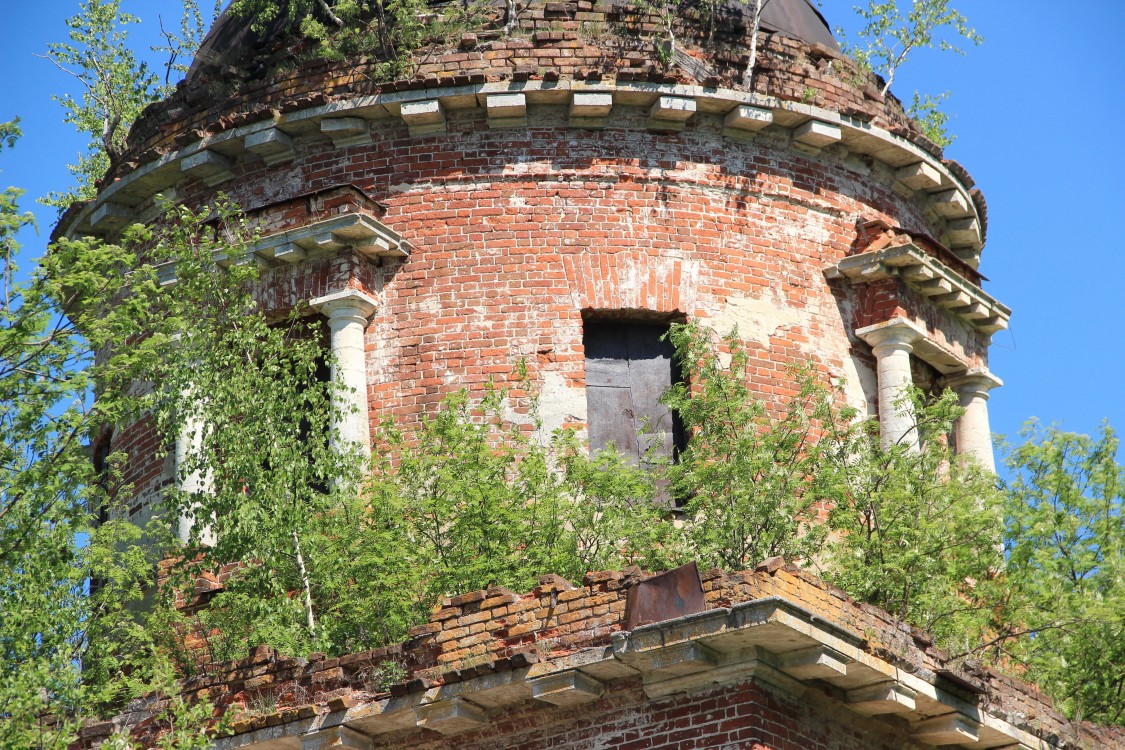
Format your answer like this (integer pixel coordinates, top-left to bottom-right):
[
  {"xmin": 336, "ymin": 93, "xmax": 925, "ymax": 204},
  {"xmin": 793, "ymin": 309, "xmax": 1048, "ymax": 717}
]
[{"xmin": 2, "ymin": 1, "xmax": 1123, "ymax": 456}]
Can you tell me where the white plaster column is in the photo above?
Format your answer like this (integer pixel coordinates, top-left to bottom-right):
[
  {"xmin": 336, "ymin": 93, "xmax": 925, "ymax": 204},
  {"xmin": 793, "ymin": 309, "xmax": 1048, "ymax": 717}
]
[
  {"xmin": 946, "ymin": 369, "xmax": 1003, "ymax": 472},
  {"xmin": 856, "ymin": 319, "xmax": 923, "ymax": 452},
  {"xmin": 174, "ymin": 410, "xmax": 215, "ymax": 545},
  {"xmin": 310, "ymin": 288, "xmax": 379, "ymax": 451}
]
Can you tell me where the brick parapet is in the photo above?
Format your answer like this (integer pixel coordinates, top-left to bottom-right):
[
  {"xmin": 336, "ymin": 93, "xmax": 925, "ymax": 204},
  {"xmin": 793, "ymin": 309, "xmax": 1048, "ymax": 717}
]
[
  {"xmin": 89, "ymin": 565, "xmax": 1125, "ymax": 750},
  {"xmin": 95, "ymin": 7, "xmax": 948, "ymax": 198}
]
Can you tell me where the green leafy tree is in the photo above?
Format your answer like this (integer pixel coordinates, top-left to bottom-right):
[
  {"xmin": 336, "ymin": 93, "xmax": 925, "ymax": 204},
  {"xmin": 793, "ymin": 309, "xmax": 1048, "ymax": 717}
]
[
  {"xmin": 907, "ymin": 90, "xmax": 955, "ymax": 147},
  {"xmin": 366, "ymin": 381, "xmax": 678, "ymax": 598},
  {"xmin": 660, "ymin": 323, "xmax": 1003, "ymax": 646},
  {"xmin": 41, "ymin": 0, "xmax": 162, "ymax": 210},
  {"xmin": 173, "ymin": 371, "xmax": 677, "ymax": 661},
  {"xmin": 824, "ymin": 389, "xmax": 1003, "ymax": 646},
  {"xmin": 42, "ymin": 0, "xmax": 219, "ymax": 210},
  {"xmin": 126, "ymin": 199, "xmax": 364, "ymax": 660},
  {"xmin": 1000, "ymin": 422, "xmax": 1125, "ymax": 725},
  {"xmin": 844, "ymin": 0, "xmax": 981, "ymax": 96},
  {"xmin": 839, "ymin": 0, "xmax": 981, "ymax": 147},
  {"xmin": 0, "ymin": 124, "xmax": 219, "ymax": 747},
  {"xmin": 661, "ymin": 323, "xmax": 849, "ymax": 570},
  {"xmin": 154, "ymin": 1, "xmax": 225, "ymax": 85}
]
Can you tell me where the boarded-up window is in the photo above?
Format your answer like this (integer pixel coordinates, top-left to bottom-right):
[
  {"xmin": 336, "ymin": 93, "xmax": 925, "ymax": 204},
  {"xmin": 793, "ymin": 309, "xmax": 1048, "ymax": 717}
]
[{"xmin": 583, "ymin": 321, "xmax": 685, "ymax": 467}]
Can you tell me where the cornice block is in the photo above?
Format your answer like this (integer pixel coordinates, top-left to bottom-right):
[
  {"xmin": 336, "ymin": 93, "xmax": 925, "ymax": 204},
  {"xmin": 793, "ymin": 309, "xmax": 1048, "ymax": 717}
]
[
  {"xmin": 181, "ymin": 149, "xmax": 233, "ymax": 186},
  {"xmin": 400, "ymin": 100, "xmax": 446, "ymax": 136},
  {"xmin": 897, "ymin": 161, "xmax": 943, "ymax": 190},
  {"xmin": 245, "ymin": 127, "xmax": 295, "ymax": 165},
  {"xmin": 793, "ymin": 119, "xmax": 842, "ymax": 148}
]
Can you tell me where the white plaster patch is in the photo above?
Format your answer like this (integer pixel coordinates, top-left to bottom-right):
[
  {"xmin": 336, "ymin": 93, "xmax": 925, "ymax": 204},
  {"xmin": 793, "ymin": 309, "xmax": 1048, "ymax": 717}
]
[
  {"xmin": 712, "ymin": 292, "xmax": 810, "ymax": 349},
  {"xmin": 837, "ymin": 355, "xmax": 877, "ymax": 418},
  {"xmin": 417, "ymin": 294, "xmax": 443, "ymax": 315},
  {"xmin": 778, "ymin": 217, "xmax": 832, "ymax": 245},
  {"xmin": 536, "ymin": 370, "xmax": 588, "ymax": 435}
]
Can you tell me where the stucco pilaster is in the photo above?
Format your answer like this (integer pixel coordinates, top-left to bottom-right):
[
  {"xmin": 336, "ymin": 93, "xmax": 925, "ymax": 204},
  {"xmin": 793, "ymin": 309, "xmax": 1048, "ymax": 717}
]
[
  {"xmin": 311, "ymin": 288, "xmax": 379, "ymax": 451},
  {"xmin": 856, "ymin": 318, "xmax": 924, "ymax": 452},
  {"xmin": 946, "ymin": 369, "xmax": 1003, "ymax": 472}
]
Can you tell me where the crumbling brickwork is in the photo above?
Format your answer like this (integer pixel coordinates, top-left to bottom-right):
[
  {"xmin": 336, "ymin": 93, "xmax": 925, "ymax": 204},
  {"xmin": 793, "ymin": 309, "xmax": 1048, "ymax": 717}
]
[
  {"xmin": 82, "ymin": 564, "xmax": 1125, "ymax": 750},
  {"xmin": 60, "ymin": 7, "xmax": 1043, "ymax": 749},
  {"xmin": 66, "ymin": 0, "xmax": 1004, "ymax": 521}
]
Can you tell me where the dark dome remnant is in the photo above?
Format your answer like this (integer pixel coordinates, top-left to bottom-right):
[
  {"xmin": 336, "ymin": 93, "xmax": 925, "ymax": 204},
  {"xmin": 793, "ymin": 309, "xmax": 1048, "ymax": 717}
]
[
  {"xmin": 759, "ymin": 0, "xmax": 838, "ymax": 49},
  {"xmin": 186, "ymin": 8, "xmax": 291, "ymax": 80}
]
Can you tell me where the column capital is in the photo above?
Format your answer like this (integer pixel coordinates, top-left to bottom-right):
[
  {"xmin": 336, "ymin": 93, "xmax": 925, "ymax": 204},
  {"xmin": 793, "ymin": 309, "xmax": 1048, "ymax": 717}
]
[
  {"xmin": 310, "ymin": 288, "xmax": 380, "ymax": 319},
  {"xmin": 945, "ymin": 369, "xmax": 1003, "ymax": 399},
  {"xmin": 855, "ymin": 317, "xmax": 925, "ymax": 352}
]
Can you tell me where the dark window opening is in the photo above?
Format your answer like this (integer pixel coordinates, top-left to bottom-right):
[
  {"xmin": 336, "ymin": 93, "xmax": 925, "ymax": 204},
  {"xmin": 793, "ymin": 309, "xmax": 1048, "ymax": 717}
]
[
  {"xmin": 90, "ymin": 429, "xmax": 114, "ymax": 527},
  {"xmin": 910, "ymin": 354, "xmax": 955, "ymax": 453},
  {"xmin": 267, "ymin": 315, "xmax": 332, "ymax": 495},
  {"xmin": 583, "ymin": 320, "xmax": 687, "ymax": 475}
]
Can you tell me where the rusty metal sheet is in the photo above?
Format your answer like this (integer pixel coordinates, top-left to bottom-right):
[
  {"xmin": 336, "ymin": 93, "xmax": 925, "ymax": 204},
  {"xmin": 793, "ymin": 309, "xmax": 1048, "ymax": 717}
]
[{"xmin": 625, "ymin": 561, "xmax": 707, "ymax": 630}]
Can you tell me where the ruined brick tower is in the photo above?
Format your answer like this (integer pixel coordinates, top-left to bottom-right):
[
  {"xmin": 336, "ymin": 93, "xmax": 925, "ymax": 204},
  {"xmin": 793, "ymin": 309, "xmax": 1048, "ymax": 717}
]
[
  {"xmin": 58, "ymin": 0, "xmax": 1008, "ymax": 528},
  {"xmin": 62, "ymin": 7, "xmax": 1125, "ymax": 750}
]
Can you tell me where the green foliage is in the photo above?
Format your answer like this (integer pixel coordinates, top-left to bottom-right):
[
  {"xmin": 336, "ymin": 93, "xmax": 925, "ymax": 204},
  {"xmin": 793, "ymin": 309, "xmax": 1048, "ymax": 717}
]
[
  {"xmin": 42, "ymin": 0, "xmax": 219, "ymax": 211},
  {"xmin": 838, "ymin": 0, "xmax": 980, "ymax": 147},
  {"xmin": 661, "ymin": 323, "xmax": 1003, "ymax": 647},
  {"xmin": 154, "ymin": 1, "xmax": 225, "ymax": 85},
  {"xmin": 133, "ymin": 199, "xmax": 364, "ymax": 659},
  {"xmin": 842, "ymin": 0, "xmax": 982, "ymax": 94},
  {"xmin": 0, "ymin": 118, "xmax": 21, "ymax": 151},
  {"xmin": 173, "ymin": 374, "xmax": 676, "ymax": 660},
  {"xmin": 824, "ymin": 389, "xmax": 1003, "ymax": 644},
  {"xmin": 1000, "ymin": 422, "xmax": 1125, "ymax": 725},
  {"xmin": 173, "ymin": 320, "xmax": 1009, "ymax": 676},
  {"xmin": 367, "ymin": 381, "xmax": 677, "ymax": 598},
  {"xmin": 661, "ymin": 324, "xmax": 847, "ymax": 570},
  {"xmin": 0, "ymin": 128, "xmax": 224, "ymax": 745},
  {"xmin": 229, "ymin": 0, "xmax": 490, "ymax": 81},
  {"xmin": 227, "ymin": 0, "xmax": 325, "ymax": 33},
  {"xmin": 908, "ymin": 90, "xmax": 955, "ymax": 147},
  {"xmin": 42, "ymin": 0, "xmax": 161, "ymax": 210},
  {"xmin": 99, "ymin": 657, "xmax": 227, "ymax": 750}
]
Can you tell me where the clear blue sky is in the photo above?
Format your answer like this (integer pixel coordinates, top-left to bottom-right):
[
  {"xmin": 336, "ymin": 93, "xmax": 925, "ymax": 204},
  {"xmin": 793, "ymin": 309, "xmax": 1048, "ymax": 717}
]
[{"xmin": 2, "ymin": 1, "xmax": 1123, "ymax": 456}]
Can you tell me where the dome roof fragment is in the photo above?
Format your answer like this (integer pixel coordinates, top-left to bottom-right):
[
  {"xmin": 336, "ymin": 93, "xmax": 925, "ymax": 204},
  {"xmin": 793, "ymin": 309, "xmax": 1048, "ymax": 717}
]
[{"xmin": 188, "ymin": 0, "xmax": 838, "ymax": 82}]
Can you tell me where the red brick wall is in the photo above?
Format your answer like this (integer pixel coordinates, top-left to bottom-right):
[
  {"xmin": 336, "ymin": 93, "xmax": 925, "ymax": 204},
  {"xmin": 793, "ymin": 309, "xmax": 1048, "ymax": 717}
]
[
  {"xmin": 80, "ymin": 565, "xmax": 1125, "ymax": 749},
  {"xmin": 372, "ymin": 678, "xmax": 913, "ymax": 750},
  {"xmin": 85, "ymin": 6, "xmax": 992, "ymax": 520},
  {"xmin": 109, "ymin": 97, "xmax": 987, "ymax": 519},
  {"xmin": 177, "ymin": 107, "xmax": 948, "ymax": 438}
]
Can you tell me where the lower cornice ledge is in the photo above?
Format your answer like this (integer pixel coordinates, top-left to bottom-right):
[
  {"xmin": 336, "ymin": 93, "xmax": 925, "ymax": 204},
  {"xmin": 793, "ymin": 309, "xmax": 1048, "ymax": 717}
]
[{"xmin": 217, "ymin": 595, "xmax": 1067, "ymax": 750}]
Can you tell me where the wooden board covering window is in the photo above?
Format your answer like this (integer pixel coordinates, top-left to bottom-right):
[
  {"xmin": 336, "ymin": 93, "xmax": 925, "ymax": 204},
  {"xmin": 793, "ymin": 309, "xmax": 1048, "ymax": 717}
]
[{"xmin": 583, "ymin": 321, "xmax": 684, "ymax": 467}]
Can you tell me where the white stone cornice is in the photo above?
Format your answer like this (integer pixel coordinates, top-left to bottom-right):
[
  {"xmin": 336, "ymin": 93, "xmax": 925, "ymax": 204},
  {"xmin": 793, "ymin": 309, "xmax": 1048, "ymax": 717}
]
[
  {"xmin": 831, "ymin": 241, "xmax": 1010, "ymax": 336},
  {"xmin": 212, "ymin": 596, "xmax": 1065, "ymax": 750},
  {"xmin": 151, "ymin": 214, "xmax": 410, "ymax": 290},
  {"xmin": 254, "ymin": 212, "xmax": 412, "ymax": 265},
  {"xmin": 60, "ymin": 84, "xmax": 982, "ymax": 264}
]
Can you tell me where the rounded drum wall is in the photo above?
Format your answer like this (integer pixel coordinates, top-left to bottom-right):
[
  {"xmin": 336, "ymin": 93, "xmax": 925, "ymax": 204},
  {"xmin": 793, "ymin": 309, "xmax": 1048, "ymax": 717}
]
[{"xmin": 209, "ymin": 106, "xmax": 926, "ymax": 440}]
